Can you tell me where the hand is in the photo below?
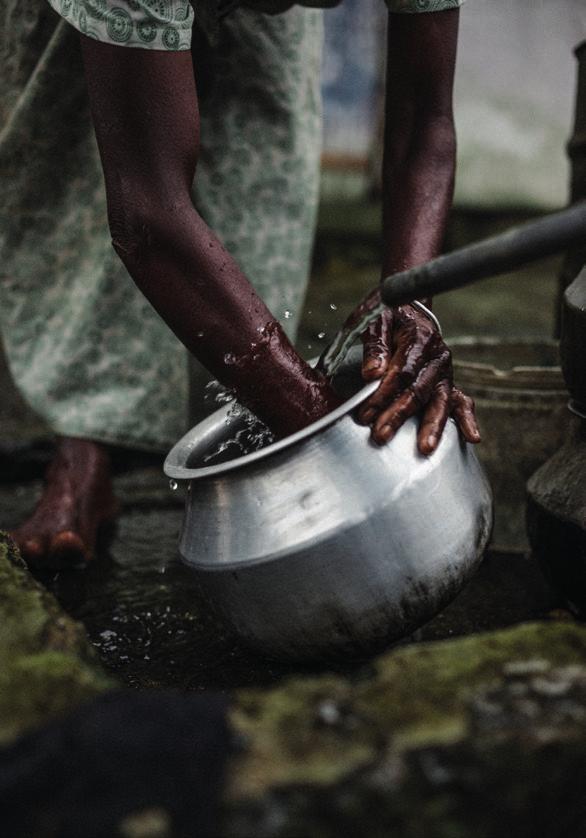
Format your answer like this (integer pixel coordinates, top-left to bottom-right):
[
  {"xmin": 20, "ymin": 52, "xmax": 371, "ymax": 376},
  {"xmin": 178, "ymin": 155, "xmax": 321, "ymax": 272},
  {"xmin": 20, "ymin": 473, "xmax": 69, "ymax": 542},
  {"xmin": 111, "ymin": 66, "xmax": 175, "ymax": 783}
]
[{"xmin": 356, "ymin": 296, "xmax": 480, "ymax": 453}]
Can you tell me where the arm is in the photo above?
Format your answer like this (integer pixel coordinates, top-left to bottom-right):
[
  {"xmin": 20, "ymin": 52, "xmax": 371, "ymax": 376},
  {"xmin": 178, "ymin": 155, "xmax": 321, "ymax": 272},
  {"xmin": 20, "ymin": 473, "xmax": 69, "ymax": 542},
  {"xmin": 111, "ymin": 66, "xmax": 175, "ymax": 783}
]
[
  {"xmin": 358, "ymin": 9, "xmax": 480, "ymax": 451},
  {"xmin": 381, "ymin": 9, "xmax": 458, "ymax": 278},
  {"xmin": 79, "ymin": 38, "xmax": 340, "ymax": 438}
]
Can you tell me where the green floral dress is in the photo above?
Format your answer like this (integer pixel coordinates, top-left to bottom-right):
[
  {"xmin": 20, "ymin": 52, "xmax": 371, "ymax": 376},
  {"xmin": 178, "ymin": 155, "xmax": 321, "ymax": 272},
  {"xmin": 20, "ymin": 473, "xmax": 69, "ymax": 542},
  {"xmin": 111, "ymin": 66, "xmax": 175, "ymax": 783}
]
[
  {"xmin": 0, "ymin": 0, "xmax": 463, "ymax": 452},
  {"xmin": 46, "ymin": 0, "xmax": 464, "ymax": 48}
]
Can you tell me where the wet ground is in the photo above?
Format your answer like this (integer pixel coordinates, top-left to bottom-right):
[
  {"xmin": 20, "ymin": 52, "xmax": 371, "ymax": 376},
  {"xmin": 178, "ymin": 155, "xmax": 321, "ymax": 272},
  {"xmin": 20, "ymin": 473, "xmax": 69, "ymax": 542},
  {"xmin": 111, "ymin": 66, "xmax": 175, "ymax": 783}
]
[
  {"xmin": 0, "ymin": 470, "xmax": 560, "ymax": 692},
  {"xmin": 0, "ymin": 207, "xmax": 567, "ymax": 692}
]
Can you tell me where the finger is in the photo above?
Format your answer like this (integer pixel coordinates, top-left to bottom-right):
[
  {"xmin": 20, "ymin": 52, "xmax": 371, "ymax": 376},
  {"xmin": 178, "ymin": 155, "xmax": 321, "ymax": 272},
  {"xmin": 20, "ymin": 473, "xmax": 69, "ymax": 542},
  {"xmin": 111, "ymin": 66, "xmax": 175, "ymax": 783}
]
[
  {"xmin": 417, "ymin": 380, "xmax": 451, "ymax": 455},
  {"xmin": 357, "ymin": 320, "xmax": 423, "ymax": 423},
  {"xmin": 451, "ymin": 387, "xmax": 481, "ymax": 443},
  {"xmin": 370, "ymin": 387, "xmax": 420, "ymax": 445},
  {"xmin": 369, "ymin": 351, "xmax": 451, "ymax": 445},
  {"xmin": 363, "ymin": 345, "xmax": 450, "ymax": 423},
  {"xmin": 361, "ymin": 310, "xmax": 392, "ymax": 380}
]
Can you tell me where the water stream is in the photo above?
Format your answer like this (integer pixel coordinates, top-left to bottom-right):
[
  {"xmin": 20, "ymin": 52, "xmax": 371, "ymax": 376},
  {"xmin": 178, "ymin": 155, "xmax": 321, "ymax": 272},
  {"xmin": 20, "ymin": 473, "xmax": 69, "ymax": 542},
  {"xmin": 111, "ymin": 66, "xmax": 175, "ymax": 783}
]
[{"xmin": 317, "ymin": 299, "xmax": 386, "ymax": 377}]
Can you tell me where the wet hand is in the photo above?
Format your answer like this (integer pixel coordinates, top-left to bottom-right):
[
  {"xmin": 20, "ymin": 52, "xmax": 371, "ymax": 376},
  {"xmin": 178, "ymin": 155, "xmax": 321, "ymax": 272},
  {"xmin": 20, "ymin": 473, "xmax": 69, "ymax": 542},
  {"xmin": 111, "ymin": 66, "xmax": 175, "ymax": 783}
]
[{"xmin": 357, "ymin": 298, "xmax": 480, "ymax": 453}]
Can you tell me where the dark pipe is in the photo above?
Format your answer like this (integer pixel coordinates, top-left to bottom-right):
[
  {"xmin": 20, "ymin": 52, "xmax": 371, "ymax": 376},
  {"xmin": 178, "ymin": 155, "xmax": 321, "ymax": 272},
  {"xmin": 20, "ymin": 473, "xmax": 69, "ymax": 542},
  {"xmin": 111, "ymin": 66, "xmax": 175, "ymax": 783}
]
[{"xmin": 381, "ymin": 201, "xmax": 586, "ymax": 307}]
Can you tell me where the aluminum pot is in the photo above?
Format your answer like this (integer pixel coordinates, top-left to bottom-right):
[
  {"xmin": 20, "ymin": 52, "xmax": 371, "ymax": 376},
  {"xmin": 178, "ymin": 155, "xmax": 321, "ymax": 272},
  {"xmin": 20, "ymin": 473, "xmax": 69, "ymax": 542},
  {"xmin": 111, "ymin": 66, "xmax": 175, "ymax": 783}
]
[{"xmin": 165, "ymin": 353, "xmax": 493, "ymax": 662}]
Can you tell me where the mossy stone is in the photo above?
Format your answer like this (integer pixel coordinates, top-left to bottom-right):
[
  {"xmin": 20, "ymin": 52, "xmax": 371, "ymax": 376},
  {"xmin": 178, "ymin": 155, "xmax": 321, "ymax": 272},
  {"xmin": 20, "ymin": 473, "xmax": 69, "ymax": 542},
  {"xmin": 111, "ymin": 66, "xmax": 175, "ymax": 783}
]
[
  {"xmin": 226, "ymin": 621, "xmax": 586, "ymax": 836},
  {"xmin": 0, "ymin": 532, "xmax": 113, "ymax": 744}
]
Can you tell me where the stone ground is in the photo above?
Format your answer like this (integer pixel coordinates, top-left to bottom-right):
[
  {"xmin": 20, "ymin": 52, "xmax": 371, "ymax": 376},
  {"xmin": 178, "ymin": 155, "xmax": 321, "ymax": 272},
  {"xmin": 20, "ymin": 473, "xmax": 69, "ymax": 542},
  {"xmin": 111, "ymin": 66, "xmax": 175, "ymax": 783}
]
[{"xmin": 2, "ymin": 206, "xmax": 584, "ymax": 836}]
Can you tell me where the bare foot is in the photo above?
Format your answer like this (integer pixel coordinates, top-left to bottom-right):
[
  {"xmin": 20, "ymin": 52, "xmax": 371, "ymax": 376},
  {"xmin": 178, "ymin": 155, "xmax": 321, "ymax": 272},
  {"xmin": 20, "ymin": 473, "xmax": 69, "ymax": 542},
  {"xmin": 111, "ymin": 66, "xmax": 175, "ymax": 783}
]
[{"xmin": 10, "ymin": 438, "xmax": 118, "ymax": 569}]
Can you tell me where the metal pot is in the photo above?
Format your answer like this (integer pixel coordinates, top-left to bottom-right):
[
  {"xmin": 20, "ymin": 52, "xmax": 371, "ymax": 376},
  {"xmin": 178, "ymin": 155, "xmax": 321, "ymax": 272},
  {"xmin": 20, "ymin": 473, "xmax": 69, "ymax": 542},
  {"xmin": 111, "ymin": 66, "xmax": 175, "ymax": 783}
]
[{"xmin": 165, "ymin": 353, "xmax": 493, "ymax": 662}]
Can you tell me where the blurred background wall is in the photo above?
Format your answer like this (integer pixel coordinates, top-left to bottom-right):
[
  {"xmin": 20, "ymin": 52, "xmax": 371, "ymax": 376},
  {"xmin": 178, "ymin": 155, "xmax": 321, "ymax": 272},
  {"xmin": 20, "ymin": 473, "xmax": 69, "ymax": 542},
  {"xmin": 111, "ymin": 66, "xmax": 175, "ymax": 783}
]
[{"xmin": 321, "ymin": 0, "xmax": 586, "ymax": 210}]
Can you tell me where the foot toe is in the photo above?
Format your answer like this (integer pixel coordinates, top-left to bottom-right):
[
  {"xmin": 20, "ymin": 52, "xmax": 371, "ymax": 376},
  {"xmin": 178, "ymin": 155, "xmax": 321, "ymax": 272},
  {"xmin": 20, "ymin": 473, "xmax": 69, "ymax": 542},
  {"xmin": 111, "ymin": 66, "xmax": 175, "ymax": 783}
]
[{"xmin": 17, "ymin": 537, "xmax": 46, "ymax": 566}]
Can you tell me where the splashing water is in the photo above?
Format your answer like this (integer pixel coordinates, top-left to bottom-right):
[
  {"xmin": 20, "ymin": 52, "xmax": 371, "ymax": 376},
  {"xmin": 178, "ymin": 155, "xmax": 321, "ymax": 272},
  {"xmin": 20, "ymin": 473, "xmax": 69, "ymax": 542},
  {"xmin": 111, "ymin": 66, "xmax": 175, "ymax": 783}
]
[
  {"xmin": 204, "ymin": 380, "xmax": 236, "ymax": 406},
  {"xmin": 318, "ymin": 299, "xmax": 386, "ymax": 377},
  {"xmin": 200, "ymin": 382, "xmax": 275, "ymax": 464},
  {"xmin": 197, "ymin": 296, "xmax": 385, "ymax": 463},
  {"xmin": 203, "ymin": 408, "xmax": 275, "ymax": 464}
]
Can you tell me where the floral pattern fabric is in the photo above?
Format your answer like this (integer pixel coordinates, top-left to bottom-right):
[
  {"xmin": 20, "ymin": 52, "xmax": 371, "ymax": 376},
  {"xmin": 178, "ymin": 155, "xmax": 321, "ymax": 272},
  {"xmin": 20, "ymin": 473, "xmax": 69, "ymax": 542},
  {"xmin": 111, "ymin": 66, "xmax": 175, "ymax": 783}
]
[
  {"xmin": 0, "ymin": 2, "xmax": 322, "ymax": 450},
  {"xmin": 46, "ymin": 0, "xmax": 194, "ymax": 50},
  {"xmin": 46, "ymin": 0, "xmax": 465, "ymax": 49}
]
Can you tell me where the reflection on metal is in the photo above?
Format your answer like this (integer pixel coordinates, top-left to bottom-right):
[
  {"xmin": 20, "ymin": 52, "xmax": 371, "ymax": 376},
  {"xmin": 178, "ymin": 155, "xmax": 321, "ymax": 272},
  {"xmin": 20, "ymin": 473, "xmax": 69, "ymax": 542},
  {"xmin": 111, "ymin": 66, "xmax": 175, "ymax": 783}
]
[
  {"xmin": 165, "ymin": 358, "xmax": 492, "ymax": 662},
  {"xmin": 568, "ymin": 400, "xmax": 586, "ymax": 420}
]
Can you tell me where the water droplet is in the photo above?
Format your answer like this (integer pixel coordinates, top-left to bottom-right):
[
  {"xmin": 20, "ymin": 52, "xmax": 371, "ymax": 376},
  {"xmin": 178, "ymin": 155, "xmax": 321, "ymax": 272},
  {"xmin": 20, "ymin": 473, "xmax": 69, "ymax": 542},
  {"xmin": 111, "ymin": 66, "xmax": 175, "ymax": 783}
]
[
  {"xmin": 330, "ymin": 303, "xmax": 338, "ymax": 311},
  {"xmin": 224, "ymin": 353, "xmax": 236, "ymax": 365},
  {"xmin": 317, "ymin": 331, "xmax": 326, "ymax": 340},
  {"xmin": 169, "ymin": 479, "xmax": 178, "ymax": 491},
  {"xmin": 196, "ymin": 331, "xmax": 204, "ymax": 338},
  {"xmin": 283, "ymin": 310, "xmax": 293, "ymax": 320},
  {"xmin": 307, "ymin": 344, "xmax": 313, "ymax": 351}
]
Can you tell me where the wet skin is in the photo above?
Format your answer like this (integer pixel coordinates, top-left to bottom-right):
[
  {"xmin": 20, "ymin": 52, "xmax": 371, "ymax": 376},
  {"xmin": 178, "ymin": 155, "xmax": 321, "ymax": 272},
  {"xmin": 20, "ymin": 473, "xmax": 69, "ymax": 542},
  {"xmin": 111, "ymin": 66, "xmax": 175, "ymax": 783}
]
[
  {"xmin": 12, "ymin": 9, "xmax": 478, "ymax": 566},
  {"xmin": 10, "ymin": 438, "xmax": 117, "ymax": 569}
]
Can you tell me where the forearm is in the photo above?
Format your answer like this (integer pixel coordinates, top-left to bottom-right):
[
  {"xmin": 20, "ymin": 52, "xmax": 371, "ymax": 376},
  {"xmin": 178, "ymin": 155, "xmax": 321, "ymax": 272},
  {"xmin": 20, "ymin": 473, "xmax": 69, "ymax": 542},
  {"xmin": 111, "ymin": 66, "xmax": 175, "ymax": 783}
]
[
  {"xmin": 116, "ymin": 202, "xmax": 338, "ymax": 434},
  {"xmin": 381, "ymin": 116, "xmax": 455, "ymax": 279},
  {"xmin": 80, "ymin": 37, "xmax": 339, "ymax": 437},
  {"xmin": 381, "ymin": 9, "xmax": 460, "ymax": 298}
]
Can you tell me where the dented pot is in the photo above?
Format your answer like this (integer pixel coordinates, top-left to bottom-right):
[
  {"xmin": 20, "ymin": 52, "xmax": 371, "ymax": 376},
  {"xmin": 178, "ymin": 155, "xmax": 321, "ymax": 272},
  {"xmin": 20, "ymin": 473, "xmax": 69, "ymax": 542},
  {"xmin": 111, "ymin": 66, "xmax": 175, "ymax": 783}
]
[{"xmin": 165, "ymin": 353, "xmax": 493, "ymax": 662}]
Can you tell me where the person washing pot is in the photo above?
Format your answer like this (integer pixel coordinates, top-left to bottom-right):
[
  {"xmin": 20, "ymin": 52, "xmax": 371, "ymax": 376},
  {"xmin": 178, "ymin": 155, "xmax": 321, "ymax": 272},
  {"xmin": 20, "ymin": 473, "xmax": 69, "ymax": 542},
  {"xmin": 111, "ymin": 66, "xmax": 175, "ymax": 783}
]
[{"xmin": 4, "ymin": 0, "xmax": 478, "ymax": 567}]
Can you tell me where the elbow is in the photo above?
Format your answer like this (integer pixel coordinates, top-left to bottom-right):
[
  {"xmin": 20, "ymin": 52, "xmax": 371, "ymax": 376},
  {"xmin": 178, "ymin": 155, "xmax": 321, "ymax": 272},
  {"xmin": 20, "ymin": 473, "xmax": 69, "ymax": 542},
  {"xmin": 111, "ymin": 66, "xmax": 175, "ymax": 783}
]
[
  {"xmin": 109, "ymin": 208, "xmax": 154, "ymax": 270},
  {"xmin": 106, "ymin": 187, "xmax": 186, "ymax": 273},
  {"xmin": 102, "ymin": 165, "xmax": 196, "ymax": 272},
  {"xmin": 103, "ymin": 175, "xmax": 156, "ymax": 270}
]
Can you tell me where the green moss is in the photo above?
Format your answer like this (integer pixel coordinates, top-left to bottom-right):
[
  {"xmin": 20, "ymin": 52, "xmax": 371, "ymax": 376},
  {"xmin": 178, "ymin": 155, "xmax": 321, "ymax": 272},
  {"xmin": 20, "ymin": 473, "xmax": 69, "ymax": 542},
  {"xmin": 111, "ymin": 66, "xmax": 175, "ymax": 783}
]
[
  {"xmin": 229, "ymin": 621, "xmax": 586, "ymax": 798},
  {"xmin": 354, "ymin": 621, "xmax": 586, "ymax": 741},
  {"xmin": 0, "ymin": 532, "xmax": 113, "ymax": 745}
]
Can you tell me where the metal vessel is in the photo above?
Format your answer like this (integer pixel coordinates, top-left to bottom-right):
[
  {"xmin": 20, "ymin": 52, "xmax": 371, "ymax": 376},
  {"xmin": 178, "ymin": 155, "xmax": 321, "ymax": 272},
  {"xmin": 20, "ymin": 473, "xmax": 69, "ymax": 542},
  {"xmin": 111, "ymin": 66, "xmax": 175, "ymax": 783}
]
[{"xmin": 165, "ymin": 356, "xmax": 493, "ymax": 661}]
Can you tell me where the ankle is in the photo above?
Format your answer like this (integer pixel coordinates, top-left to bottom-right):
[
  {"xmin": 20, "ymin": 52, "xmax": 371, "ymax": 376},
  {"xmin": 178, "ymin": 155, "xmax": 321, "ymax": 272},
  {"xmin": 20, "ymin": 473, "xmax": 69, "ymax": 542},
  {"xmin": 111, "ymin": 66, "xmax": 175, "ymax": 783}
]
[{"xmin": 49, "ymin": 438, "xmax": 112, "ymax": 482}]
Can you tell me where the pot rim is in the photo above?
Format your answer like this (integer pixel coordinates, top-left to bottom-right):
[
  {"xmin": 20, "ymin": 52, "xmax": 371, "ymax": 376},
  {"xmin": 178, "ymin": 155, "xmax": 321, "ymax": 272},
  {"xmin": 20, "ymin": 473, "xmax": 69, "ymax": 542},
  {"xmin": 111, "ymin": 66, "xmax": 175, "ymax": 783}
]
[{"xmin": 164, "ymin": 378, "xmax": 379, "ymax": 481}]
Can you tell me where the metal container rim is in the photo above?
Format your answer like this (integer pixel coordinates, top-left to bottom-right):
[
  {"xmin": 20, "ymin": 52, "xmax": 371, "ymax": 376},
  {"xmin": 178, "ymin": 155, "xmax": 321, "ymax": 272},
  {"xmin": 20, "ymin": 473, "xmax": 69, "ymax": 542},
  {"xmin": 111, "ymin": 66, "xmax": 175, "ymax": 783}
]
[{"xmin": 164, "ymin": 378, "xmax": 379, "ymax": 481}]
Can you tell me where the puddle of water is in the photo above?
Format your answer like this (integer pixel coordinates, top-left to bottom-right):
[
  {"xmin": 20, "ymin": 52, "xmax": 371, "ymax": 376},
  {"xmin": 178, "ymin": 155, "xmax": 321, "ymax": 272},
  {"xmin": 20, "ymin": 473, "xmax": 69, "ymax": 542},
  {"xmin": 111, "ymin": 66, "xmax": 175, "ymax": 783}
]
[
  {"xmin": 1, "ymin": 465, "xmax": 558, "ymax": 695},
  {"xmin": 42, "ymin": 508, "xmax": 295, "ymax": 691}
]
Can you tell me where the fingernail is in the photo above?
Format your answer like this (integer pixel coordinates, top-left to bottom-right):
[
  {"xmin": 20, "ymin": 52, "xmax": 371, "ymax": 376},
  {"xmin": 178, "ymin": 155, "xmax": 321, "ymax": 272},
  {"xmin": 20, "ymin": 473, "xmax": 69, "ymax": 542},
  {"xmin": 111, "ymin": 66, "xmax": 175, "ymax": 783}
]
[
  {"xmin": 363, "ymin": 361, "xmax": 382, "ymax": 377},
  {"xmin": 427, "ymin": 434, "xmax": 437, "ymax": 450},
  {"xmin": 361, "ymin": 408, "xmax": 375, "ymax": 423},
  {"xmin": 364, "ymin": 358, "xmax": 381, "ymax": 371},
  {"xmin": 379, "ymin": 424, "xmax": 393, "ymax": 442}
]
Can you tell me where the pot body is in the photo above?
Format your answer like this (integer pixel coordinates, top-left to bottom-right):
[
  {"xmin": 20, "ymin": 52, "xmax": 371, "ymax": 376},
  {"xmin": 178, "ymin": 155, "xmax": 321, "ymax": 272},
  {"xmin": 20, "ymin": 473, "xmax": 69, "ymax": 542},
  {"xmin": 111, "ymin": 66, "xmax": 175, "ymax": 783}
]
[{"xmin": 166, "ymin": 377, "xmax": 492, "ymax": 661}]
